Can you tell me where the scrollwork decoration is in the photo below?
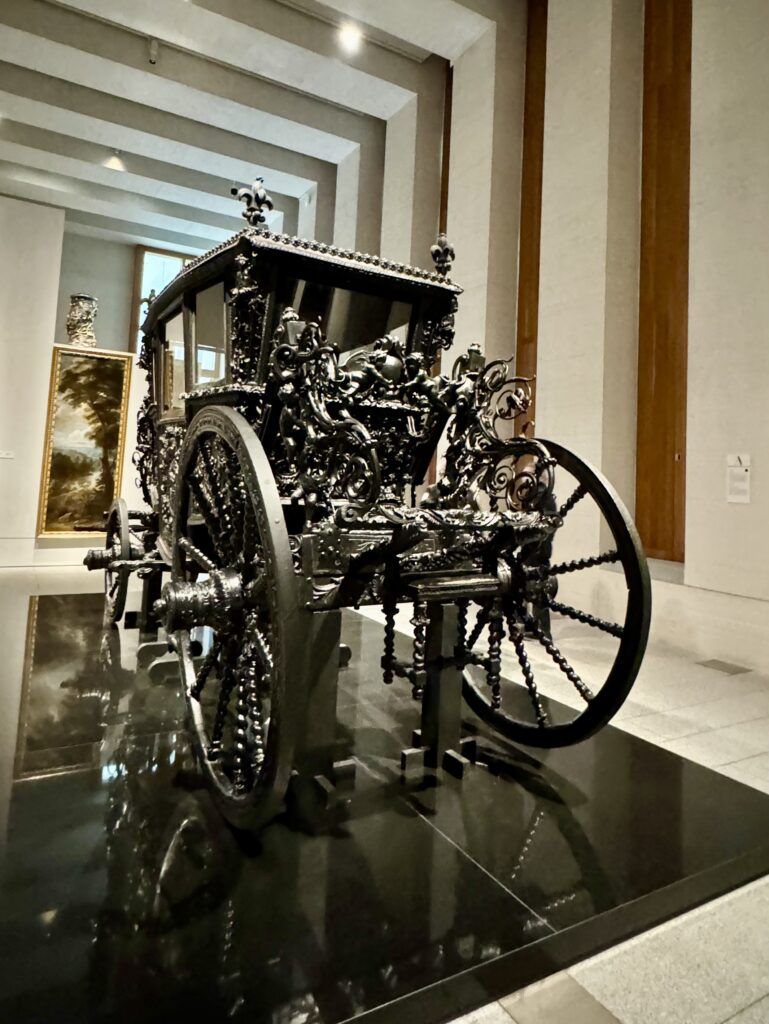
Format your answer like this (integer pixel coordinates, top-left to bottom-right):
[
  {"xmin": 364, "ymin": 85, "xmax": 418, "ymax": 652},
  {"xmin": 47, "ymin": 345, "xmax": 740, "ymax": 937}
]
[
  {"xmin": 229, "ymin": 253, "xmax": 267, "ymax": 384},
  {"xmin": 428, "ymin": 357, "xmax": 554, "ymax": 514},
  {"xmin": 270, "ymin": 309, "xmax": 382, "ymax": 520}
]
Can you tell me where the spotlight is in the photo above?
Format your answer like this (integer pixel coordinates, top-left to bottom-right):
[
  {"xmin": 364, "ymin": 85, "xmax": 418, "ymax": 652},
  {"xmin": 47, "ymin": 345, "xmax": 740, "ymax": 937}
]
[
  {"xmin": 103, "ymin": 149, "xmax": 125, "ymax": 171},
  {"xmin": 338, "ymin": 22, "xmax": 362, "ymax": 55}
]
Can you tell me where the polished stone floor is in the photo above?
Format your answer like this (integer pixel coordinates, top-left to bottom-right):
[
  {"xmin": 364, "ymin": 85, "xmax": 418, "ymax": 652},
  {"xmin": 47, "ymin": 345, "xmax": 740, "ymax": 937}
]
[{"xmin": 1, "ymin": 569, "xmax": 769, "ymax": 1024}]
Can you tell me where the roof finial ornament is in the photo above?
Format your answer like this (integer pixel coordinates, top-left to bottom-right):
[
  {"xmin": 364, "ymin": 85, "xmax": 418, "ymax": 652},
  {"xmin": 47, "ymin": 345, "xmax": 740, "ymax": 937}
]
[
  {"xmin": 430, "ymin": 232, "xmax": 455, "ymax": 277},
  {"xmin": 231, "ymin": 176, "xmax": 274, "ymax": 227}
]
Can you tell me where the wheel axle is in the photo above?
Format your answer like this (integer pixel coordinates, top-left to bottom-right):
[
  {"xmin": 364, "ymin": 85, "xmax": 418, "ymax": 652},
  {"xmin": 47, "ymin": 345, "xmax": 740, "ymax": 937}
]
[{"xmin": 155, "ymin": 568, "xmax": 244, "ymax": 634}]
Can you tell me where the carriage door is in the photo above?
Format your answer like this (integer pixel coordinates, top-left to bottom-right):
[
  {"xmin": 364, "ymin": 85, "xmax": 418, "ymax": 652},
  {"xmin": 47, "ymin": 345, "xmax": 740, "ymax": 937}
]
[{"xmin": 156, "ymin": 307, "xmax": 188, "ymax": 544}]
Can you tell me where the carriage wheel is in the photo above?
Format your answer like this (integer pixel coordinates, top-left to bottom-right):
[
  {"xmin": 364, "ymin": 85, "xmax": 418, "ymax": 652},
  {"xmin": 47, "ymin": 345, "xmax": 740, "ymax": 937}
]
[
  {"xmin": 157, "ymin": 406, "xmax": 305, "ymax": 830},
  {"xmin": 104, "ymin": 498, "xmax": 131, "ymax": 624},
  {"xmin": 461, "ymin": 439, "xmax": 651, "ymax": 747}
]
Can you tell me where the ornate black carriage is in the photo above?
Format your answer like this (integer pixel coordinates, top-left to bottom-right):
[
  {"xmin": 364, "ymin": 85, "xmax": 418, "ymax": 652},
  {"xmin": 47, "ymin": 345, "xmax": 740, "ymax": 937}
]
[{"xmin": 87, "ymin": 181, "xmax": 651, "ymax": 830}]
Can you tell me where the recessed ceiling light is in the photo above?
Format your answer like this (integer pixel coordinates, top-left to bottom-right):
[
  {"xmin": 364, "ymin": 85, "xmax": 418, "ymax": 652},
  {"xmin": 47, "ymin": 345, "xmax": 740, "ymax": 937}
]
[
  {"xmin": 103, "ymin": 149, "xmax": 125, "ymax": 171},
  {"xmin": 338, "ymin": 22, "xmax": 362, "ymax": 55}
]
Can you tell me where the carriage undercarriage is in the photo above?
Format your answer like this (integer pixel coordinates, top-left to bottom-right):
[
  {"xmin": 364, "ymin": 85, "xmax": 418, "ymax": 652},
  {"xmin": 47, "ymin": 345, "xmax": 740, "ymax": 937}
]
[
  {"xmin": 86, "ymin": 190, "xmax": 651, "ymax": 831},
  {"xmin": 88, "ymin": 413, "xmax": 649, "ymax": 831}
]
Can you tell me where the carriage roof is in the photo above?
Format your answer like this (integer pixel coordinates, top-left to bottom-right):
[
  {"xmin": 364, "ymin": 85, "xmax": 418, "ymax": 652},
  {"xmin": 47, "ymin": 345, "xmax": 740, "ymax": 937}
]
[{"xmin": 142, "ymin": 226, "xmax": 461, "ymax": 335}]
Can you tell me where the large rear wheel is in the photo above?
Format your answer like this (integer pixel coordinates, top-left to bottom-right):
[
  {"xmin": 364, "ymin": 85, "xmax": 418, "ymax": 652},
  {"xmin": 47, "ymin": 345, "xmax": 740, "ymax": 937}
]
[{"xmin": 462, "ymin": 440, "xmax": 651, "ymax": 747}]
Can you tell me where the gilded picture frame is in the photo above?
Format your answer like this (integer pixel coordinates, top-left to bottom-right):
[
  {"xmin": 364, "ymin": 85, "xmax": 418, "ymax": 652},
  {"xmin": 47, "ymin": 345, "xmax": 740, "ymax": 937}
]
[{"xmin": 36, "ymin": 345, "xmax": 133, "ymax": 537}]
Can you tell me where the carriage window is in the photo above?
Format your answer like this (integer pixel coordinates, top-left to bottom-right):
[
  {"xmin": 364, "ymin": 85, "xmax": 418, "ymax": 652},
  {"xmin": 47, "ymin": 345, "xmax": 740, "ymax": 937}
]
[
  {"xmin": 162, "ymin": 312, "xmax": 185, "ymax": 415},
  {"xmin": 288, "ymin": 279, "xmax": 412, "ymax": 362},
  {"xmin": 194, "ymin": 282, "xmax": 227, "ymax": 387}
]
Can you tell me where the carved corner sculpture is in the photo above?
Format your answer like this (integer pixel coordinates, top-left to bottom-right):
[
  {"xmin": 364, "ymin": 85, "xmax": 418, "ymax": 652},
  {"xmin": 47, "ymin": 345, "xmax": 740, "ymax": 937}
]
[{"xmin": 86, "ymin": 178, "xmax": 652, "ymax": 831}]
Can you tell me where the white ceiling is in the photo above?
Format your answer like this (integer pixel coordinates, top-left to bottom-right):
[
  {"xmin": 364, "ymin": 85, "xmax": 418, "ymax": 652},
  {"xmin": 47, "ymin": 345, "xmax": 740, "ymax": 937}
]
[{"xmin": 0, "ymin": 0, "xmax": 492, "ymax": 254}]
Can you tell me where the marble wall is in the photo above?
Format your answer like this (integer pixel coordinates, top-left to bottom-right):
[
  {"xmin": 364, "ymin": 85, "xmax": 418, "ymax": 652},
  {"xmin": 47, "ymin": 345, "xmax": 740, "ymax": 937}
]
[{"xmin": 685, "ymin": 0, "xmax": 769, "ymax": 602}]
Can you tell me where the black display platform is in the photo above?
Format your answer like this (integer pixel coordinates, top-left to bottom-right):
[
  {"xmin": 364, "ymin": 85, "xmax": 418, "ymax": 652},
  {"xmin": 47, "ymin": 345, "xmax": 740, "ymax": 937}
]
[{"xmin": 2, "ymin": 593, "xmax": 769, "ymax": 1024}]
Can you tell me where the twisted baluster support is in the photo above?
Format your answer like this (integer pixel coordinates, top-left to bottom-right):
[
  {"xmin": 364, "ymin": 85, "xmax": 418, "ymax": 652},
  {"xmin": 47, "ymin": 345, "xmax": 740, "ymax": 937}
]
[
  {"xmin": 455, "ymin": 598, "xmax": 469, "ymax": 661},
  {"xmin": 486, "ymin": 602, "xmax": 504, "ymax": 709},
  {"xmin": 381, "ymin": 597, "xmax": 397, "ymax": 685},
  {"xmin": 411, "ymin": 600, "xmax": 429, "ymax": 701},
  {"xmin": 467, "ymin": 603, "xmax": 490, "ymax": 649}
]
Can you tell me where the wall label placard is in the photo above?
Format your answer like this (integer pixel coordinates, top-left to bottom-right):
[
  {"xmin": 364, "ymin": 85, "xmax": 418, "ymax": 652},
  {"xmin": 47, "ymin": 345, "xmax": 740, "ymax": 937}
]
[{"xmin": 726, "ymin": 453, "xmax": 751, "ymax": 504}]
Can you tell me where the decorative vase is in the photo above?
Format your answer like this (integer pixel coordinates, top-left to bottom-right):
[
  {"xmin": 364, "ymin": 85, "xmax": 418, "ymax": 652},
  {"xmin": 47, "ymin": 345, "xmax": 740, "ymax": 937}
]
[{"xmin": 66, "ymin": 293, "xmax": 99, "ymax": 349}]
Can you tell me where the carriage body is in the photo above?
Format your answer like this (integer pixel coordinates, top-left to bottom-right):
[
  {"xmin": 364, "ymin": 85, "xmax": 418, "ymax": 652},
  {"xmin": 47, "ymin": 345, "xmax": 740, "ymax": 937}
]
[
  {"xmin": 88, "ymin": 212, "xmax": 651, "ymax": 831},
  {"xmin": 139, "ymin": 230, "xmax": 459, "ymax": 562}
]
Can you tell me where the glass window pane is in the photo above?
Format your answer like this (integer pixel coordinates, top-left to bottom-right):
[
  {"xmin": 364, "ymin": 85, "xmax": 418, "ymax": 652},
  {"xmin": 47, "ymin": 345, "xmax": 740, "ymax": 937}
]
[
  {"xmin": 194, "ymin": 282, "xmax": 226, "ymax": 387},
  {"xmin": 285, "ymin": 280, "xmax": 413, "ymax": 365},
  {"xmin": 163, "ymin": 312, "xmax": 185, "ymax": 414}
]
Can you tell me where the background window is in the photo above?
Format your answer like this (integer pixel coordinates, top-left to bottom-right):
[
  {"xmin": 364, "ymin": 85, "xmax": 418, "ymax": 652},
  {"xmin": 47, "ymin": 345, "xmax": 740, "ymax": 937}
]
[{"xmin": 132, "ymin": 246, "xmax": 189, "ymax": 350}]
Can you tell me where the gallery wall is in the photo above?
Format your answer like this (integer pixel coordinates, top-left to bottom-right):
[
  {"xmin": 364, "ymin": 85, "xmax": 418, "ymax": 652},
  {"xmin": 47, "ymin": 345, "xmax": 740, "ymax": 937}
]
[
  {"xmin": 530, "ymin": 0, "xmax": 769, "ymax": 668},
  {"xmin": 54, "ymin": 233, "xmax": 134, "ymax": 352},
  {"xmin": 535, "ymin": 0, "xmax": 643, "ymax": 553},
  {"xmin": 0, "ymin": 195, "xmax": 65, "ymax": 568}
]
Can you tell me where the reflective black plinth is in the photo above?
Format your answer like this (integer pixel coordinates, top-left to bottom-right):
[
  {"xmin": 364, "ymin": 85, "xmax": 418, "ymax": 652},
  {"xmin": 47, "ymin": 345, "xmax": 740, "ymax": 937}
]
[{"xmin": 1, "ymin": 593, "xmax": 769, "ymax": 1024}]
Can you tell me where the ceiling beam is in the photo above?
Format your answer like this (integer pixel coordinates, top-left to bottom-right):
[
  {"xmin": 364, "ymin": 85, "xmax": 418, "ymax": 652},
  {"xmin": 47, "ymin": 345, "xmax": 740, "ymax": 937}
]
[
  {"xmin": 289, "ymin": 0, "xmax": 492, "ymax": 62},
  {"xmin": 52, "ymin": 0, "xmax": 414, "ymax": 120},
  {"xmin": 0, "ymin": 89, "xmax": 319, "ymax": 200},
  {"xmin": 0, "ymin": 138, "xmax": 257, "ymax": 223},
  {"xmin": 64, "ymin": 217, "xmax": 209, "ymax": 256},
  {"xmin": 0, "ymin": 165, "xmax": 278, "ymax": 241},
  {"xmin": 0, "ymin": 25, "xmax": 358, "ymax": 163}
]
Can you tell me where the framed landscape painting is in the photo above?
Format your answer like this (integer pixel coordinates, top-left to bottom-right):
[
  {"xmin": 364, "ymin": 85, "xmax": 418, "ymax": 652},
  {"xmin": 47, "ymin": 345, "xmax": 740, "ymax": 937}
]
[{"xmin": 37, "ymin": 346, "xmax": 132, "ymax": 537}]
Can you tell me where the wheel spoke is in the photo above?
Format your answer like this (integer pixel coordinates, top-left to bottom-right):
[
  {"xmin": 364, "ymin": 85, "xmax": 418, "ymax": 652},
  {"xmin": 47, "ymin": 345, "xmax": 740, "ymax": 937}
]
[
  {"xmin": 208, "ymin": 437, "xmax": 242, "ymax": 564},
  {"xmin": 557, "ymin": 483, "xmax": 587, "ymax": 519},
  {"xmin": 231, "ymin": 672, "xmax": 250, "ymax": 792},
  {"xmin": 188, "ymin": 474, "xmax": 230, "ymax": 567},
  {"xmin": 179, "ymin": 535, "xmax": 218, "ymax": 574},
  {"xmin": 242, "ymin": 485, "xmax": 258, "ymax": 567},
  {"xmin": 191, "ymin": 637, "xmax": 221, "ymax": 699},
  {"xmin": 508, "ymin": 619, "xmax": 550, "ymax": 727},
  {"xmin": 548, "ymin": 599, "xmax": 624, "ymax": 639},
  {"xmin": 524, "ymin": 616, "xmax": 594, "ymax": 702},
  {"xmin": 208, "ymin": 662, "xmax": 237, "ymax": 758},
  {"xmin": 198, "ymin": 440, "xmax": 239, "ymax": 564},
  {"xmin": 243, "ymin": 651, "xmax": 266, "ymax": 772},
  {"xmin": 252, "ymin": 623, "xmax": 274, "ymax": 678},
  {"xmin": 527, "ymin": 549, "xmax": 620, "ymax": 579}
]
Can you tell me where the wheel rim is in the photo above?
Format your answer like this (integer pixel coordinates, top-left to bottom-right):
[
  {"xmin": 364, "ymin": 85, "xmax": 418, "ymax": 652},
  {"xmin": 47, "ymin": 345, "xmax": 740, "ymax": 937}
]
[
  {"xmin": 162, "ymin": 407, "xmax": 304, "ymax": 829},
  {"xmin": 462, "ymin": 439, "xmax": 651, "ymax": 747},
  {"xmin": 104, "ymin": 498, "xmax": 130, "ymax": 624}
]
